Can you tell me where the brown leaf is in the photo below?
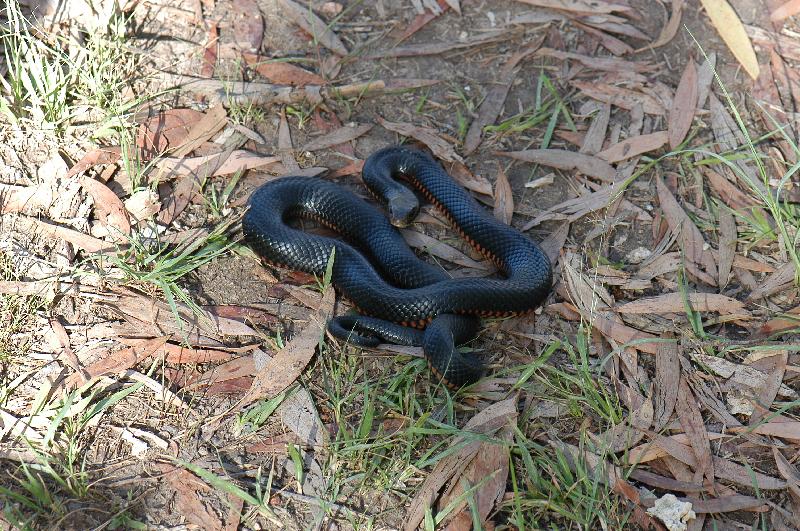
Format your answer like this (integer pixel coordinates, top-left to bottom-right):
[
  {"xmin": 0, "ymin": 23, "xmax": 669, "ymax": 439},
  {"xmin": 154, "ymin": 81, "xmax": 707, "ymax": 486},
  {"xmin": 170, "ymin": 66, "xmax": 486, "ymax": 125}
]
[
  {"xmin": 756, "ymin": 304, "xmax": 800, "ymax": 336},
  {"xmin": 539, "ymin": 222, "xmax": 569, "ymax": 264},
  {"xmin": 363, "ymin": 32, "xmax": 508, "ymax": 59},
  {"xmin": 716, "ymin": 207, "xmax": 736, "ymax": 289},
  {"xmin": 400, "ymin": 229, "xmax": 492, "ymax": 270},
  {"xmin": 656, "ymin": 176, "xmax": 717, "ymax": 284},
  {"xmin": 596, "ymin": 131, "xmax": 668, "ymax": 162},
  {"xmin": 668, "ymin": 59, "xmax": 698, "ymax": 149},
  {"xmin": 645, "ymin": 0, "xmax": 685, "ymax": 49},
  {"xmin": 243, "ymin": 53, "xmax": 325, "ymax": 87},
  {"xmin": 80, "ymin": 177, "xmax": 131, "ymax": 236},
  {"xmin": 654, "ymin": 339, "xmax": 680, "ymax": 430},
  {"xmin": 157, "ymin": 463, "xmax": 223, "ymax": 531},
  {"xmin": 0, "ymin": 183, "xmax": 52, "ymax": 215},
  {"xmin": 773, "ymin": 447, "xmax": 800, "ymax": 499},
  {"xmin": 201, "ymin": 23, "xmax": 218, "ymax": 79},
  {"xmin": 616, "ymin": 292, "xmax": 745, "ymax": 315},
  {"xmin": 376, "ymin": 117, "xmax": 461, "ymax": 162},
  {"xmin": 172, "ymin": 104, "xmax": 229, "ymax": 159},
  {"xmin": 675, "ymin": 377, "xmax": 715, "ymax": 486},
  {"xmin": 497, "ymin": 149, "xmax": 617, "ymax": 182},
  {"xmin": 157, "ymin": 151, "xmax": 282, "ymax": 179},
  {"xmin": 463, "ymin": 41, "xmax": 542, "ymax": 155},
  {"xmin": 446, "ymin": 161, "xmax": 493, "ymax": 196},
  {"xmin": 580, "ymin": 104, "xmax": 611, "ymax": 155},
  {"xmin": 688, "ymin": 495, "xmax": 767, "ymax": 513},
  {"xmin": 516, "ymin": 0, "xmax": 634, "ymax": 15},
  {"xmin": 747, "ymin": 261, "xmax": 796, "ymax": 301},
  {"xmin": 232, "ymin": 0, "xmax": 264, "ymax": 52},
  {"xmin": 440, "ymin": 423, "xmax": 512, "ymax": 530},
  {"xmin": 300, "ymin": 123, "xmax": 372, "ymax": 153},
  {"xmin": 312, "ymin": 108, "xmax": 355, "ymax": 157},
  {"xmin": 241, "ymin": 288, "xmax": 334, "ymax": 406},
  {"xmin": 278, "ymin": 108, "xmax": 300, "ymax": 172},
  {"xmin": 278, "ymin": 0, "xmax": 348, "ymax": 56},
  {"xmin": 66, "ymin": 336, "xmax": 170, "ymax": 388},
  {"xmin": 404, "ymin": 398, "xmax": 518, "ymax": 531},
  {"xmin": 573, "ymin": 21, "xmax": 634, "ymax": 55},
  {"xmin": 137, "ymin": 109, "xmax": 205, "ymax": 158},
  {"xmin": 493, "ymin": 166, "xmax": 513, "ymax": 225},
  {"xmin": 15, "ymin": 217, "xmax": 116, "ymax": 254},
  {"xmin": 750, "ymin": 351, "xmax": 789, "ymax": 426},
  {"xmin": 771, "ymin": 0, "xmax": 800, "ymax": 20},
  {"xmin": 702, "ymin": 167, "xmax": 757, "ymax": 211},
  {"xmin": 572, "ymin": 81, "xmax": 666, "ymax": 115},
  {"xmin": 538, "ymin": 48, "xmax": 657, "ymax": 73},
  {"xmin": 732, "ymin": 418, "xmax": 800, "ymax": 441},
  {"xmin": 391, "ymin": 0, "xmax": 450, "ymax": 43},
  {"xmin": 64, "ymin": 147, "xmax": 122, "ymax": 179}
]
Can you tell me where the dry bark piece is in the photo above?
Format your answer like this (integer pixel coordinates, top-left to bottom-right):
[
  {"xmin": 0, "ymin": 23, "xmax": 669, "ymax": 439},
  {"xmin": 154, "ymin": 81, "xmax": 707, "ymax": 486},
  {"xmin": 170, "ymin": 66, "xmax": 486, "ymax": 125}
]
[
  {"xmin": 278, "ymin": 0, "xmax": 348, "ymax": 56},
  {"xmin": 668, "ymin": 59, "xmax": 698, "ymax": 149}
]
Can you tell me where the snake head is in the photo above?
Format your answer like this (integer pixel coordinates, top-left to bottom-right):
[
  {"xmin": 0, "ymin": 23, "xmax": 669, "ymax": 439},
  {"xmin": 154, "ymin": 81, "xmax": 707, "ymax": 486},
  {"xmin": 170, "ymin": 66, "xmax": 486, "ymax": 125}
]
[{"xmin": 387, "ymin": 189, "xmax": 419, "ymax": 227}]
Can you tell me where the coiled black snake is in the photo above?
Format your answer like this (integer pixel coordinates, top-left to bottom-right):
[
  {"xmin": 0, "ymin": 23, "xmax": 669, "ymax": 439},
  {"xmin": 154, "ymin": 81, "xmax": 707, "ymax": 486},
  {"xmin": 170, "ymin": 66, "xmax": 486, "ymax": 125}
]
[{"xmin": 243, "ymin": 146, "xmax": 552, "ymax": 387}]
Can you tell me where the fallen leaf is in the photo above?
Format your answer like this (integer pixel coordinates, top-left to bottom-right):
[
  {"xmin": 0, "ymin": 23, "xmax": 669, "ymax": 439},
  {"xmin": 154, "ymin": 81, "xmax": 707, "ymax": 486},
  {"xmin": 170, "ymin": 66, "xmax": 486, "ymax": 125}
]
[
  {"xmin": 771, "ymin": 0, "xmax": 800, "ymax": 20},
  {"xmin": 64, "ymin": 147, "xmax": 122, "ymax": 179},
  {"xmin": 157, "ymin": 151, "xmax": 281, "ymax": 178},
  {"xmin": 515, "ymin": 0, "xmax": 634, "ymax": 15},
  {"xmin": 232, "ymin": 0, "xmax": 264, "ymax": 52},
  {"xmin": 596, "ymin": 131, "xmax": 668, "ymax": 162},
  {"xmin": 750, "ymin": 351, "xmax": 788, "ymax": 426},
  {"xmin": 691, "ymin": 352, "xmax": 797, "ymax": 399},
  {"xmin": 363, "ymin": 32, "xmax": 509, "ymax": 59},
  {"xmin": 747, "ymin": 261, "xmax": 796, "ymax": 301},
  {"xmin": 572, "ymin": 81, "xmax": 666, "ymax": 115},
  {"xmin": 376, "ymin": 117, "xmax": 461, "ymax": 162},
  {"xmin": 580, "ymin": 104, "xmax": 611, "ymax": 155},
  {"xmin": 172, "ymin": 104, "xmax": 229, "ymax": 158},
  {"xmin": 616, "ymin": 292, "xmax": 745, "ymax": 315},
  {"xmin": 15, "ymin": 216, "xmax": 116, "ymax": 254},
  {"xmin": 201, "ymin": 22, "xmax": 218, "ymax": 79},
  {"xmin": 656, "ymin": 176, "xmax": 717, "ymax": 284},
  {"xmin": 717, "ymin": 207, "xmax": 736, "ymax": 288},
  {"xmin": 66, "ymin": 336, "xmax": 170, "ymax": 388},
  {"xmin": 699, "ymin": 0, "xmax": 759, "ymax": 79},
  {"xmin": 493, "ymin": 166, "xmax": 513, "ymax": 225},
  {"xmin": 241, "ymin": 288, "xmax": 334, "ymax": 406},
  {"xmin": 404, "ymin": 397, "xmax": 518, "ymax": 531},
  {"xmin": 278, "ymin": 0, "xmax": 348, "ymax": 56},
  {"xmin": 446, "ymin": 161, "xmax": 493, "ymax": 196},
  {"xmin": 696, "ymin": 52, "xmax": 717, "ymax": 109},
  {"xmin": 243, "ymin": 53, "xmax": 325, "ymax": 87},
  {"xmin": 156, "ymin": 463, "xmax": 223, "ymax": 531},
  {"xmin": 668, "ymin": 59, "xmax": 698, "ymax": 149},
  {"xmin": 463, "ymin": 41, "xmax": 542, "ymax": 154},
  {"xmin": 574, "ymin": 21, "xmax": 634, "ymax": 55},
  {"xmin": 538, "ymin": 48, "xmax": 657, "ymax": 73},
  {"xmin": 702, "ymin": 167, "xmax": 757, "ymax": 211},
  {"xmin": 300, "ymin": 123, "xmax": 372, "ymax": 152},
  {"xmin": 675, "ymin": 378, "xmax": 715, "ymax": 486},
  {"xmin": 645, "ymin": 0, "xmax": 685, "ymax": 49},
  {"xmin": 497, "ymin": 149, "xmax": 617, "ymax": 182},
  {"xmin": 688, "ymin": 495, "xmax": 767, "ymax": 513},
  {"xmin": 278, "ymin": 108, "xmax": 300, "ymax": 172},
  {"xmin": 654, "ymin": 338, "xmax": 680, "ymax": 430},
  {"xmin": 137, "ymin": 109, "xmax": 205, "ymax": 159},
  {"xmin": 401, "ymin": 229, "xmax": 492, "ymax": 270},
  {"xmin": 391, "ymin": 0, "xmax": 450, "ymax": 43}
]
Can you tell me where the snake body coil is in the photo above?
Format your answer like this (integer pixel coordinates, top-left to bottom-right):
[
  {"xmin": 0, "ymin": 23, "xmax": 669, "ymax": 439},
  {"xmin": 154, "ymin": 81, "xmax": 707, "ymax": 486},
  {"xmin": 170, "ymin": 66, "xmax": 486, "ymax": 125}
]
[{"xmin": 243, "ymin": 146, "xmax": 552, "ymax": 387}]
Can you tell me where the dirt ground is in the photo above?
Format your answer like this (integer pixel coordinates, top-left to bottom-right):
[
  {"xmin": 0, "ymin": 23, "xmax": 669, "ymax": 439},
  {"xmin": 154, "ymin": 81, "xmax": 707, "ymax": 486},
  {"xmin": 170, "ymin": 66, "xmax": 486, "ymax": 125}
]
[{"xmin": 2, "ymin": 0, "xmax": 800, "ymax": 529}]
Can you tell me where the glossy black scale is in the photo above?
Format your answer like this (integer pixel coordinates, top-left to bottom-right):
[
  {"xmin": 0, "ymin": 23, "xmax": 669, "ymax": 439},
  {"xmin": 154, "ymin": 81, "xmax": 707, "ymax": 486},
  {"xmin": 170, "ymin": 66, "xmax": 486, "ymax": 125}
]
[{"xmin": 242, "ymin": 146, "xmax": 552, "ymax": 387}]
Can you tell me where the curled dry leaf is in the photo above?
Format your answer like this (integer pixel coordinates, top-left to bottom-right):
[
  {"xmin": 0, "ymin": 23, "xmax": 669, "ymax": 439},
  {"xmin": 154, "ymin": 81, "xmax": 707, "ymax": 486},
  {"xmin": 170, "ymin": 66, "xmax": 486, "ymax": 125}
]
[
  {"xmin": 668, "ymin": 59, "xmax": 698, "ymax": 149},
  {"xmin": 376, "ymin": 116, "xmax": 461, "ymax": 162},
  {"xmin": 699, "ymin": 0, "xmax": 759, "ymax": 79},
  {"xmin": 644, "ymin": 0, "xmax": 685, "ymax": 49},
  {"xmin": 278, "ymin": 0, "xmax": 348, "ymax": 56}
]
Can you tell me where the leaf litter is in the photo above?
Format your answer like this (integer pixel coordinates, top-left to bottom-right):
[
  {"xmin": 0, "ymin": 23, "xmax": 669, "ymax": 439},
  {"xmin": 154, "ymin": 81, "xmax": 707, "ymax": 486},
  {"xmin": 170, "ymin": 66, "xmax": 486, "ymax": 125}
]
[{"xmin": 3, "ymin": 0, "xmax": 800, "ymax": 528}]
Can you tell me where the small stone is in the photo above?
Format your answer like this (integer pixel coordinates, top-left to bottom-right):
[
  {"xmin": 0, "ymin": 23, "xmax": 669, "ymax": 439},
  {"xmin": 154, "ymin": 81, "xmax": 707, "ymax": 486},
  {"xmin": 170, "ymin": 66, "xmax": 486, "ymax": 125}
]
[{"xmin": 625, "ymin": 247, "xmax": 651, "ymax": 265}]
